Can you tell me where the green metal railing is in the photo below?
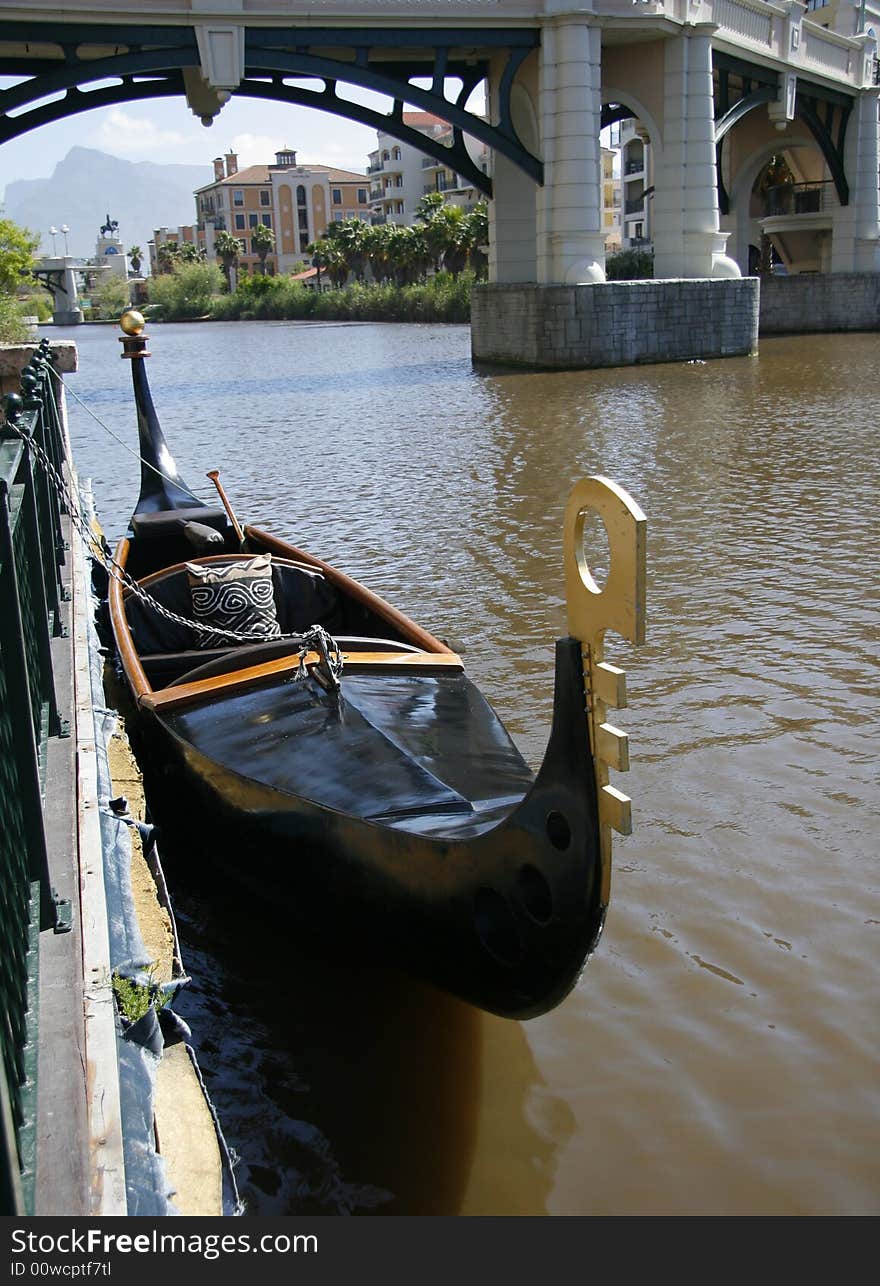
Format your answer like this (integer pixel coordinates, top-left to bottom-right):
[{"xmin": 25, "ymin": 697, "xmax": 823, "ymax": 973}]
[{"xmin": 0, "ymin": 338, "xmax": 72, "ymax": 1215}]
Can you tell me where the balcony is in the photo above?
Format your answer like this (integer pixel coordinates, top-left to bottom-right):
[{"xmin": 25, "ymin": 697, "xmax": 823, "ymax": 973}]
[
  {"xmin": 761, "ymin": 181, "xmax": 835, "ymax": 217},
  {"xmin": 759, "ymin": 182, "xmax": 837, "ymax": 275},
  {"xmin": 624, "ymin": 196, "xmax": 645, "ymax": 215},
  {"xmin": 625, "ymin": 159, "xmax": 645, "ymax": 175}
]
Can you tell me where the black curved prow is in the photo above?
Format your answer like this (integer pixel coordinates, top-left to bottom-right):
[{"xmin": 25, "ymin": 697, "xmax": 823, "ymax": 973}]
[
  {"xmin": 119, "ymin": 315, "xmax": 230, "ymax": 572},
  {"xmin": 128, "ymin": 355, "xmax": 201, "ymax": 519}
]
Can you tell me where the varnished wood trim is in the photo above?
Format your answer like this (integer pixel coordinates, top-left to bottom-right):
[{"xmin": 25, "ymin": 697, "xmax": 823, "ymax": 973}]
[
  {"xmin": 245, "ymin": 525, "xmax": 453, "ymax": 655},
  {"xmin": 108, "ymin": 538, "xmax": 152, "ymax": 700},
  {"xmin": 124, "ymin": 551, "xmax": 317, "ymax": 599},
  {"xmin": 140, "ymin": 648, "xmax": 465, "ymax": 713}
]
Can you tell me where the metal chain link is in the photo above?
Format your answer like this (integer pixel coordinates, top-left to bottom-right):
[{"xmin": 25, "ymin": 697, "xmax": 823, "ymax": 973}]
[{"xmin": 2, "ymin": 400, "xmax": 344, "ymax": 684}]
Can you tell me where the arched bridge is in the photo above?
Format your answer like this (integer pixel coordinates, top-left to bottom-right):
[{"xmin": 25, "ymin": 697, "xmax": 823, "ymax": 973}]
[{"xmin": 2, "ymin": 2, "xmax": 879, "ymax": 287}]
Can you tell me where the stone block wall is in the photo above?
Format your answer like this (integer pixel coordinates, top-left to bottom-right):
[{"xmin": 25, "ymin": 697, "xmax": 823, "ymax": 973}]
[
  {"xmin": 471, "ymin": 279, "xmax": 759, "ymax": 369},
  {"xmin": 759, "ymin": 273, "xmax": 880, "ymax": 334},
  {"xmin": 0, "ymin": 340, "xmax": 77, "ymax": 398}
]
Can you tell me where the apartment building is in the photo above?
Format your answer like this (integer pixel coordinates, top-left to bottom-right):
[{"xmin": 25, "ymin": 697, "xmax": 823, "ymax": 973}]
[
  {"xmin": 619, "ymin": 120, "xmax": 652, "ymax": 249},
  {"xmin": 199, "ymin": 150, "xmax": 370, "ymax": 273},
  {"xmin": 175, "ymin": 149, "xmax": 369, "ymax": 276},
  {"xmin": 602, "ymin": 145, "xmax": 622, "ymax": 252},
  {"xmin": 368, "ymin": 112, "xmax": 489, "ymax": 226}
]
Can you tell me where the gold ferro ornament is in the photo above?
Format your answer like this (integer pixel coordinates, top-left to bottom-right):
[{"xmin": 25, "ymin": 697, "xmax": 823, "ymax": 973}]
[{"xmin": 563, "ymin": 475, "xmax": 647, "ymax": 907}]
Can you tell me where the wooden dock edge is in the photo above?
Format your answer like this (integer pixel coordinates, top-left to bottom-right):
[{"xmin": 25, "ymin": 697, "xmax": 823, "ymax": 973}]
[{"xmin": 71, "ymin": 481, "xmax": 128, "ymax": 1216}]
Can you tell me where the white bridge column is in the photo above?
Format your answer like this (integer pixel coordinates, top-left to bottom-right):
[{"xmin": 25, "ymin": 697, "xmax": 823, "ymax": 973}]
[
  {"xmin": 537, "ymin": 15, "xmax": 606, "ymax": 284},
  {"xmin": 833, "ymin": 86, "xmax": 880, "ymax": 272},
  {"xmin": 653, "ymin": 25, "xmax": 740, "ymax": 279}
]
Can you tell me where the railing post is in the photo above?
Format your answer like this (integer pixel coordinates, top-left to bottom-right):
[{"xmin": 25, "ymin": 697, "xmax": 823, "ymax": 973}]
[
  {"xmin": 19, "ymin": 364, "xmax": 64, "ymax": 637},
  {"xmin": 0, "ymin": 477, "xmax": 58, "ymax": 932}
]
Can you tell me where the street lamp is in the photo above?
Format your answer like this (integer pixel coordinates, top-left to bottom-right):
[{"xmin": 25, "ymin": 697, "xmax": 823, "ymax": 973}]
[
  {"xmin": 60, "ymin": 224, "xmax": 70, "ymax": 255},
  {"xmin": 48, "ymin": 225, "xmax": 58, "ymax": 255}
]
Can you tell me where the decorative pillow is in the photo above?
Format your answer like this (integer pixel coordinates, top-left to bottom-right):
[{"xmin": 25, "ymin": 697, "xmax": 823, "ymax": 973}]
[{"xmin": 186, "ymin": 555, "xmax": 281, "ymax": 649}]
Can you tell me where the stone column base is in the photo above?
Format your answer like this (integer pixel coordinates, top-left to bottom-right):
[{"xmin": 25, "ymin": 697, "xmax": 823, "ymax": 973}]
[
  {"xmin": 471, "ymin": 279, "xmax": 759, "ymax": 369},
  {"xmin": 52, "ymin": 309, "xmax": 83, "ymax": 326}
]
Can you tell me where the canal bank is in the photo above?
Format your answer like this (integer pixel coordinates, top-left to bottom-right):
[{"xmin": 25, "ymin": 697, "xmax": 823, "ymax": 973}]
[{"xmin": 0, "ymin": 339, "xmax": 233, "ymax": 1215}]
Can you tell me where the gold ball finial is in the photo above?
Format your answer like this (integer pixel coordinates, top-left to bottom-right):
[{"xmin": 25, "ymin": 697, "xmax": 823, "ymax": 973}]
[{"xmin": 120, "ymin": 309, "xmax": 145, "ymax": 335}]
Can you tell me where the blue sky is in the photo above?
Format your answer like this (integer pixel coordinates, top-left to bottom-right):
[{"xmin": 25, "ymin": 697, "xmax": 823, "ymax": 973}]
[{"xmin": 0, "ymin": 92, "xmax": 383, "ymax": 200}]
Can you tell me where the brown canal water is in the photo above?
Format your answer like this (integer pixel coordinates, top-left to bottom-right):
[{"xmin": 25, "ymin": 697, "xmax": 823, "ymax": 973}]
[{"xmin": 63, "ymin": 320, "xmax": 879, "ymax": 1216}]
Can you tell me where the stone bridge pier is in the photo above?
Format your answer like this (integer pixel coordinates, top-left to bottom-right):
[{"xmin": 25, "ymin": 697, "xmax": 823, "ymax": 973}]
[{"xmin": 476, "ymin": 11, "xmax": 756, "ymax": 369}]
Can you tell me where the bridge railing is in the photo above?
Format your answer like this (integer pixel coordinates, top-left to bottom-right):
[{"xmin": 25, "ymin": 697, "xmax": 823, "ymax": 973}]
[
  {"xmin": 0, "ymin": 340, "xmax": 71, "ymax": 1214},
  {"xmin": 595, "ymin": 0, "xmax": 874, "ymax": 87}
]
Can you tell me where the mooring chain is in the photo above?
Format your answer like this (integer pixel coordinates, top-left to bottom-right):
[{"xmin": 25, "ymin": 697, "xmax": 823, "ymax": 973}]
[
  {"xmin": 1, "ymin": 399, "xmax": 344, "ymax": 685},
  {"xmin": 34, "ymin": 353, "xmax": 203, "ymax": 504}
]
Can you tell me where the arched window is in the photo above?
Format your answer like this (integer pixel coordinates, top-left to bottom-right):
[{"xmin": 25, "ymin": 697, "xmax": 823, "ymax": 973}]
[{"xmin": 296, "ymin": 185, "xmax": 306, "ymax": 205}]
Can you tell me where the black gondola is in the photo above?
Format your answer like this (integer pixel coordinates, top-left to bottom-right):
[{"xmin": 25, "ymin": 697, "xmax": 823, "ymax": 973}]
[{"xmin": 106, "ymin": 311, "xmax": 646, "ymax": 1019}]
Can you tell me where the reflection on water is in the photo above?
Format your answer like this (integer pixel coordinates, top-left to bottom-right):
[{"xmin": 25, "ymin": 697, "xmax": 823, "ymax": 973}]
[{"xmin": 65, "ymin": 320, "xmax": 879, "ymax": 1215}]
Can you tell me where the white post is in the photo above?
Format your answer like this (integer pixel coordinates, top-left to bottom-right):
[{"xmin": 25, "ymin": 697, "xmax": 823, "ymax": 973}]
[
  {"xmin": 653, "ymin": 25, "xmax": 740, "ymax": 279},
  {"xmin": 537, "ymin": 14, "xmax": 606, "ymax": 284}
]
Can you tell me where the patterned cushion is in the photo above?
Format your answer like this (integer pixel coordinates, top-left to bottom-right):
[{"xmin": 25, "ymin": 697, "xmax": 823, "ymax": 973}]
[{"xmin": 186, "ymin": 555, "xmax": 281, "ymax": 649}]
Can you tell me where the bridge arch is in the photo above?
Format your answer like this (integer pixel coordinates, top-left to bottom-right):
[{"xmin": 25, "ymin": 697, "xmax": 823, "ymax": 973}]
[
  {"xmin": 724, "ymin": 135, "xmax": 825, "ymax": 273},
  {"xmin": 0, "ymin": 19, "xmax": 547, "ymax": 197},
  {"xmin": 601, "ymin": 90, "xmax": 663, "ymax": 159}
]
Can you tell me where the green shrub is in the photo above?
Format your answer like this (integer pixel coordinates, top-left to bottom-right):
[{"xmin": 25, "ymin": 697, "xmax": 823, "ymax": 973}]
[
  {"xmin": 147, "ymin": 261, "xmax": 223, "ymax": 320},
  {"xmin": 606, "ymin": 249, "xmax": 654, "ymax": 281},
  {"xmin": 92, "ymin": 272, "xmax": 132, "ymax": 320},
  {"xmin": 0, "ymin": 293, "xmax": 29, "ymax": 343}
]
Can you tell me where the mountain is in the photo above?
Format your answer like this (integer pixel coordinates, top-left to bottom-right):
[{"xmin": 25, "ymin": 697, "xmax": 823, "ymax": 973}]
[{"xmin": 1, "ymin": 147, "xmax": 213, "ymax": 264}]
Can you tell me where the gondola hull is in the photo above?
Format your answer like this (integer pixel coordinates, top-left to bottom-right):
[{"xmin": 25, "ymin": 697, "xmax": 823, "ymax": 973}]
[
  {"xmin": 128, "ymin": 635, "xmax": 601, "ymax": 1019},
  {"xmin": 106, "ymin": 310, "xmax": 646, "ymax": 1020}
]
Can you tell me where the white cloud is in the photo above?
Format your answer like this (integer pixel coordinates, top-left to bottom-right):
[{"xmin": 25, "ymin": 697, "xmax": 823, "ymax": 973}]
[
  {"xmin": 88, "ymin": 109, "xmax": 190, "ymax": 156},
  {"xmin": 229, "ymin": 132, "xmax": 286, "ymax": 167}
]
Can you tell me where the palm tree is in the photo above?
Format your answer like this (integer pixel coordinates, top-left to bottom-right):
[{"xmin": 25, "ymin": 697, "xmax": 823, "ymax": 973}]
[
  {"xmin": 414, "ymin": 191, "xmax": 449, "ymax": 272},
  {"xmin": 325, "ymin": 218, "xmax": 369, "ymax": 281},
  {"xmin": 251, "ymin": 222, "xmax": 275, "ymax": 275},
  {"xmin": 214, "ymin": 229, "xmax": 242, "ymax": 291},
  {"xmin": 308, "ymin": 237, "xmax": 348, "ymax": 288},
  {"xmin": 156, "ymin": 242, "xmax": 180, "ymax": 275},
  {"xmin": 128, "ymin": 245, "xmax": 143, "ymax": 275}
]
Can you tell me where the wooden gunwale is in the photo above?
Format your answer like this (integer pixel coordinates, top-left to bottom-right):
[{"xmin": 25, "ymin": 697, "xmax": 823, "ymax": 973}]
[
  {"xmin": 246, "ymin": 525, "xmax": 454, "ymax": 656},
  {"xmin": 140, "ymin": 647, "xmax": 464, "ymax": 714},
  {"xmin": 109, "ymin": 537, "xmax": 151, "ymax": 699},
  {"xmin": 109, "ymin": 533, "xmax": 464, "ymax": 714}
]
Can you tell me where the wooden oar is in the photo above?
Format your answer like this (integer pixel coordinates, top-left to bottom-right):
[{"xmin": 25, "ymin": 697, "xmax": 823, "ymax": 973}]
[{"xmin": 206, "ymin": 469, "xmax": 245, "ymax": 546}]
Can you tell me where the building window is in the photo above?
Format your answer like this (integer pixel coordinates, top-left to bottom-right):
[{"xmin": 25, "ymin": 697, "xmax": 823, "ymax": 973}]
[
  {"xmin": 392, "ymin": 147, "xmax": 401, "ymax": 160},
  {"xmin": 332, "ymin": 188, "xmax": 342, "ymax": 204},
  {"xmin": 260, "ymin": 190, "xmax": 271, "ymax": 206},
  {"xmin": 233, "ymin": 190, "xmax": 244, "ymax": 207},
  {"xmin": 262, "ymin": 214, "xmax": 272, "ymax": 227},
  {"xmin": 248, "ymin": 213, "xmax": 258, "ymax": 228},
  {"xmin": 296, "ymin": 184, "xmax": 306, "ymax": 204},
  {"xmin": 234, "ymin": 213, "xmax": 245, "ymax": 230},
  {"xmin": 634, "ymin": 222, "xmax": 644, "ymax": 240},
  {"xmin": 333, "ymin": 211, "xmax": 343, "ymax": 222},
  {"xmin": 357, "ymin": 188, "xmax": 367, "ymax": 204},
  {"xmin": 300, "ymin": 234, "xmax": 310, "ymax": 253}
]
